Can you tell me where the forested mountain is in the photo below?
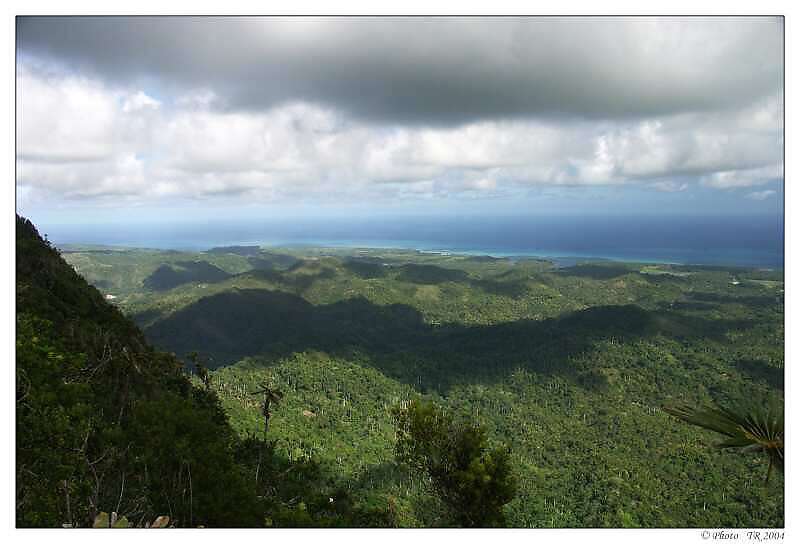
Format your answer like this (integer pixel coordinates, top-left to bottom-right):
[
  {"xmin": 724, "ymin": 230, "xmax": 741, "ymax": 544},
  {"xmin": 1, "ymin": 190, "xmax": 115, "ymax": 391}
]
[
  {"xmin": 16, "ymin": 216, "xmax": 514, "ymax": 528},
  {"xmin": 16, "ymin": 215, "xmax": 266, "ymax": 527},
  {"xmin": 18, "ymin": 215, "xmax": 785, "ymax": 527}
]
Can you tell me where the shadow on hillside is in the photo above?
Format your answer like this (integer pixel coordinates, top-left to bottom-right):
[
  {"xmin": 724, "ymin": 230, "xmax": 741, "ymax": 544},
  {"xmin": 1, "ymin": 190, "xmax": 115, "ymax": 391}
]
[
  {"xmin": 130, "ymin": 307, "xmax": 166, "ymax": 329},
  {"xmin": 248, "ymin": 253, "xmax": 301, "ymax": 271},
  {"xmin": 469, "ymin": 278, "xmax": 529, "ymax": 298},
  {"xmin": 733, "ymin": 359, "xmax": 784, "ymax": 391},
  {"xmin": 656, "ymin": 300, "xmax": 717, "ymax": 312},
  {"xmin": 343, "ymin": 258, "xmax": 388, "ymax": 279},
  {"xmin": 143, "ymin": 261, "xmax": 231, "ymax": 291},
  {"xmin": 396, "ymin": 264, "xmax": 470, "ymax": 285},
  {"xmin": 640, "ymin": 273, "xmax": 691, "ymax": 286},
  {"xmin": 257, "ymin": 259, "xmax": 534, "ymax": 299},
  {"xmin": 393, "ymin": 263, "xmax": 532, "ymax": 299},
  {"xmin": 144, "ymin": 288, "xmax": 759, "ymax": 393},
  {"xmin": 244, "ymin": 266, "xmax": 337, "ymax": 293},
  {"xmin": 686, "ymin": 292, "xmax": 782, "ymax": 308}
]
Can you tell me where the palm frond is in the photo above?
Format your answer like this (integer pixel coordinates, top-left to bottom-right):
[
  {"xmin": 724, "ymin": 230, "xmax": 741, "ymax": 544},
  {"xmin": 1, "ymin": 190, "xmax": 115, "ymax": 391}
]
[{"xmin": 663, "ymin": 398, "xmax": 783, "ymax": 482}]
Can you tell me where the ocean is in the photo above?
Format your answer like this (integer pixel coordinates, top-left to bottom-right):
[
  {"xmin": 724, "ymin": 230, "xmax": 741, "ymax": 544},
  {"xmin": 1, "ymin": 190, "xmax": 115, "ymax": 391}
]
[{"xmin": 41, "ymin": 214, "xmax": 784, "ymax": 269}]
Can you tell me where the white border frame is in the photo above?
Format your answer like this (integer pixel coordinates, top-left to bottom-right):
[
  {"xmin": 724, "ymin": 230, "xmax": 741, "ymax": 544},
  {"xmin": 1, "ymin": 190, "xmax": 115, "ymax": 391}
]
[{"xmin": 1, "ymin": 3, "xmax": 793, "ymax": 544}]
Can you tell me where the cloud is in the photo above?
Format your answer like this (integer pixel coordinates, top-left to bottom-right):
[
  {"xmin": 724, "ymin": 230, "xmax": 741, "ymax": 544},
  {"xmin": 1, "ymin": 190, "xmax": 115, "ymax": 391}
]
[
  {"xmin": 14, "ymin": 18, "xmax": 784, "ymax": 210},
  {"xmin": 746, "ymin": 189, "xmax": 777, "ymax": 201},
  {"xmin": 122, "ymin": 91, "xmax": 160, "ymax": 113},
  {"xmin": 16, "ymin": 64, "xmax": 784, "ymax": 207},
  {"xmin": 649, "ymin": 181, "xmax": 689, "ymax": 193},
  {"xmin": 16, "ymin": 64, "xmax": 160, "ymax": 164},
  {"xmin": 17, "ymin": 16, "xmax": 783, "ymax": 125},
  {"xmin": 700, "ymin": 164, "xmax": 782, "ymax": 189},
  {"xmin": 17, "ymin": 67, "xmax": 121, "ymax": 163}
]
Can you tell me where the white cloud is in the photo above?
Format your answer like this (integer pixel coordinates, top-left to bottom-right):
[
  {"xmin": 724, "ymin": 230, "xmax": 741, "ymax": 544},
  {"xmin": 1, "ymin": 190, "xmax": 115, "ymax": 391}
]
[
  {"xmin": 122, "ymin": 91, "xmax": 160, "ymax": 113},
  {"xmin": 746, "ymin": 189, "xmax": 778, "ymax": 201},
  {"xmin": 15, "ymin": 64, "xmax": 784, "ymax": 208},
  {"xmin": 649, "ymin": 181, "xmax": 689, "ymax": 193},
  {"xmin": 17, "ymin": 66, "xmax": 120, "ymax": 162},
  {"xmin": 700, "ymin": 165, "xmax": 782, "ymax": 189},
  {"xmin": 175, "ymin": 89, "xmax": 219, "ymax": 110}
]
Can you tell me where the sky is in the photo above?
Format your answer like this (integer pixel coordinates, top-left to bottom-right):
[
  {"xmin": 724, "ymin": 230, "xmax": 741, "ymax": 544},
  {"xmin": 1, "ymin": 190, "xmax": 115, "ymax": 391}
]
[{"xmin": 15, "ymin": 16, "xmax": 784, "ymax": 225}]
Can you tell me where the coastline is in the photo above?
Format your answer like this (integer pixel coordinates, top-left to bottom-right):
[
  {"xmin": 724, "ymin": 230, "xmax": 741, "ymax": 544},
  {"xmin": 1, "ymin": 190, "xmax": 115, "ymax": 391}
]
[{"xmin": 55, "ymin": 239, "xmax": 783, "ymax": 271}]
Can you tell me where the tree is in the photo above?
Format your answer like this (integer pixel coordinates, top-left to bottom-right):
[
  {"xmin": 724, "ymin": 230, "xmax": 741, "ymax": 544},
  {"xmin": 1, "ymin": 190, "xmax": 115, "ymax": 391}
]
[
  {"xmin": 393, "ymin": 399, "xmax": 516, "ymax": 527},
  {"xmin": 251, "ymin": 382, "xmax": 284, "ymax": 438},
  {"xmin": 188, "ymin": 351, "xmax": 211, "ymax": 389},
  {"xmin": 664, "ymin": 398, "xmax": 783, "ymax": 482},
  {"xmin": 15, "ymin": 216, "xmax": 263, "ymax": 527}
]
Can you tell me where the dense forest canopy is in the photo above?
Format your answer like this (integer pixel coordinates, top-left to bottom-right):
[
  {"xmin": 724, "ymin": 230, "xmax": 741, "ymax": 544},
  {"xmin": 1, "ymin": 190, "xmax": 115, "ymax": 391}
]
[{"xmin": 17, "ymin": 216, "xmax": 784, "ymax": 527}]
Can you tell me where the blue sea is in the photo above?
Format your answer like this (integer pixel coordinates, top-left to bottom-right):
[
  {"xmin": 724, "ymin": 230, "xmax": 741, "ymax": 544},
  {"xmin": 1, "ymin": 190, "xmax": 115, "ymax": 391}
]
[{"xmin": 42, "ymin": 214, "xmax": 784, "ymax": 269}]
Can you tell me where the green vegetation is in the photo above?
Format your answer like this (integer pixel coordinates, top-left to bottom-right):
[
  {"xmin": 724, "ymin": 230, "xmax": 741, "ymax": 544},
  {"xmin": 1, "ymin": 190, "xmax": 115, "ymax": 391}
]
[
  {"xmin": 16, "ymin": 216, "xmax": 262, "ymax": 527},
  {"xmin": 394, "ymin": 399, "xmax": 516, "ymax": 527},
  {"xmin": 251, "ymin": 382, "xmax": 284, "ymax": 437},
  {"xmin": 664, "ymin": 398, "xmax": 784, "ymax": 482},
  {"xmin": 19, "ymin": 219, "xmax": 784, "ymax": 527},
  {"xmin": 143, "ymin": 261, "xmax": 231, "ymax": 291}
]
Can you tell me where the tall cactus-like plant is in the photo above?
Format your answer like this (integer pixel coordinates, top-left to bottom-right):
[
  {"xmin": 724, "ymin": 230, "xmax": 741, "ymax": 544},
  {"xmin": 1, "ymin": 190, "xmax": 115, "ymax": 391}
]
[
  {"xmin": 188, "ymin": 351, "xmax": 211, "ymax": 389},
  {"xmin": 251, "ymin": 382, "xmax": 284, "ymax": 438},
  {"xmin": 664, "ymin": 398, "xmax": 784, "ymax": 482}
]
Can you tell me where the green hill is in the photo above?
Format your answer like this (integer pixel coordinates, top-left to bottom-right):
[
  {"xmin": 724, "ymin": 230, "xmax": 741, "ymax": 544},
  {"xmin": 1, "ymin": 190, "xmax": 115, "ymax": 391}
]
[
  {"xmin": 16, "ymin": 216, "xmax": 262, "ymax": 527},
  {"xmin": 33, "ymin": 229, "xmax": 785, "ymax": 527},
  {"xmin": 143, "ymin": 260, "xmax": 231, "ymax": 291}
]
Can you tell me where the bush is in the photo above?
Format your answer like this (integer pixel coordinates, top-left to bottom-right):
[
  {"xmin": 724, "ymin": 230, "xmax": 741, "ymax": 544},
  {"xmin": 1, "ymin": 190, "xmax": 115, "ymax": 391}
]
[{"xmin": 394, "ymin": 399, "xmax": 516, "ymax": 527}]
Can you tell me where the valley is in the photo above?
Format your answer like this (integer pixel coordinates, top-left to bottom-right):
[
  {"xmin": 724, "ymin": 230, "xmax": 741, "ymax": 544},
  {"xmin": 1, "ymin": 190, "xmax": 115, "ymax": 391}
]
[{"xmin": 61, "ymin": 243, "xmax": 785, "ymax": 527}]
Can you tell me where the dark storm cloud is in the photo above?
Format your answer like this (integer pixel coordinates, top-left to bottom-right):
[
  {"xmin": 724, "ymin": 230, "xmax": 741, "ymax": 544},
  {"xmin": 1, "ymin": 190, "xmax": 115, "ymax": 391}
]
[{"xmin": 17, "ymin": 16, "xmax": 783, "ymax": 125}]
